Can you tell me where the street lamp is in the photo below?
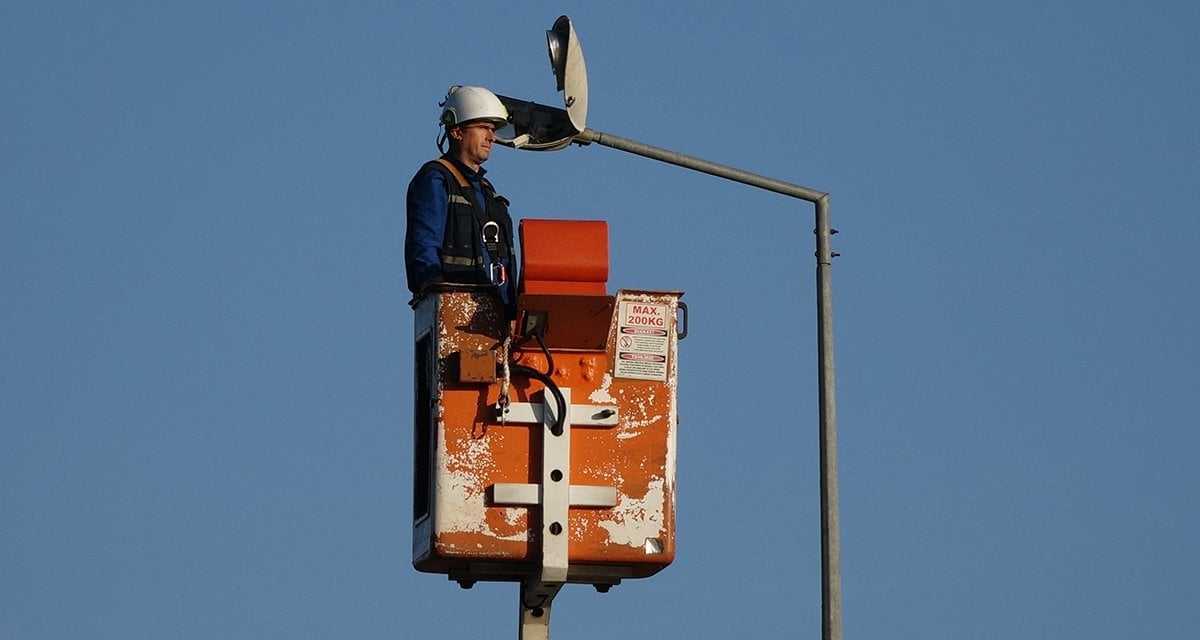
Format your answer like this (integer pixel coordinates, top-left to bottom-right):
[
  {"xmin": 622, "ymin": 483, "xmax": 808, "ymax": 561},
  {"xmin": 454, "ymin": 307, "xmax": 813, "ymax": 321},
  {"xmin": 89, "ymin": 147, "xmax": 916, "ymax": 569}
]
[
  {"xmin": 494, "ymin": 16, "xmax": 586, "ymax": 151},
  {"xmin": 495, "ymin": 16, "xmax": 843, "ymax": 640}
]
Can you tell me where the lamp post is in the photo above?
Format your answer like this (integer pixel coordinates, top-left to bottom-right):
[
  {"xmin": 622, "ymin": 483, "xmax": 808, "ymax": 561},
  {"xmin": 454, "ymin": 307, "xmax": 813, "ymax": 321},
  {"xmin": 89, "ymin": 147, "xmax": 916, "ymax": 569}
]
[{"xmin": 496, "ymin": 16, "xmax": 842, "ymax": 640}]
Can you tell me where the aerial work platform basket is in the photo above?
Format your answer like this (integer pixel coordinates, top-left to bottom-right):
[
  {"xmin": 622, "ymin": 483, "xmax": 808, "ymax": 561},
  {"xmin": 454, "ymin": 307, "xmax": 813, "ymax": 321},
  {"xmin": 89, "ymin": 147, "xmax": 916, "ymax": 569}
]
[{"xmin": 411, "ymin": 219, "xmax": 686, "ymax": 601}]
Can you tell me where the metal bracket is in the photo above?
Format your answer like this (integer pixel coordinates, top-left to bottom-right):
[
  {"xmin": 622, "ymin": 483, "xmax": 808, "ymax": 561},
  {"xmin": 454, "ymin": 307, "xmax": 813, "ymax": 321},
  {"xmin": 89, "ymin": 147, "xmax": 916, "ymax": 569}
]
[
  {"xmin": 491, "ymin": 390, "xmax": 619, "ymax": 639},
  {"xmin": 496, "ymin": 401, "xmax": 618, "ymax": 428},
  {"xmin": 518, "ymin": 580, "xmax": 555, "ymax": 640}
]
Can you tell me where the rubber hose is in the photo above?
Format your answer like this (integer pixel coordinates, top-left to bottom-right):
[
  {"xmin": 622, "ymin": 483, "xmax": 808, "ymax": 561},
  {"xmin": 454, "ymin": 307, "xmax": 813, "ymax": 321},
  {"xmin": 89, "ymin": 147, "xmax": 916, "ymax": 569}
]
[{"xmin": 511, "ymin": 363, "xmax": 567, "ymax": 436}]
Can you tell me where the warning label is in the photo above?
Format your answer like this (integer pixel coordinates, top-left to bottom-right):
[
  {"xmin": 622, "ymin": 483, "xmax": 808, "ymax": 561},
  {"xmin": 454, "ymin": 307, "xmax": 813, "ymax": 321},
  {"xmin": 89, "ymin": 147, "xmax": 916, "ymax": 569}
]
[{"xmin": 614, "ymin": 301, "xmax": 670, "ymax": 381}]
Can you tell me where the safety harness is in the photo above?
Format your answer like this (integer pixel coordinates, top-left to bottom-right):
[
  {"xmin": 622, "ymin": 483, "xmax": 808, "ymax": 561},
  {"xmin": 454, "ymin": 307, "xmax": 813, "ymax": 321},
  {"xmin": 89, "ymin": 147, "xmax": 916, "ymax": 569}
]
[{"xmin": 423, "ymin": 157, "xmax": 515, "ymax": 288}]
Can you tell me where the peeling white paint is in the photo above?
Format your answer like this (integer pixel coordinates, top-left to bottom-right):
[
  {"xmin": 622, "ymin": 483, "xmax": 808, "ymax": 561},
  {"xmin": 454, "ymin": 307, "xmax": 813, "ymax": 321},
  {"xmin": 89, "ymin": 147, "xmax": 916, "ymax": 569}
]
[
  {"xmin": 433, "ymin": 465, "xmax": 490, "ymax": 535},
  {"xmin": 588, "ymin": 373, "xmax": 615, "ymax": 404},
  {"xmin": 502, "ymin": 507, "xmax": 526, "ymax": 528},
  {"xmin": 434, "ymin": 423, "xmax": 529, "ymax": 543},
  {"xmin": 444, "ymin": 428, "xmax": 494, "ymax": 471},
  {"xmin": 597, "ymin": 477, "xmax": 667, "ymax": 547}
]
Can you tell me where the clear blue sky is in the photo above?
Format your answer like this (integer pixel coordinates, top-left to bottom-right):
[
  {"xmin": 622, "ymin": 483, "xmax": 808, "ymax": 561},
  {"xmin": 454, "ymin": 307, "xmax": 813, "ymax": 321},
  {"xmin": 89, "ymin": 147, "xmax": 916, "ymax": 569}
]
[{"xmin": 4, "ymin": 2, "xmax": 1198, "ymax": 638}]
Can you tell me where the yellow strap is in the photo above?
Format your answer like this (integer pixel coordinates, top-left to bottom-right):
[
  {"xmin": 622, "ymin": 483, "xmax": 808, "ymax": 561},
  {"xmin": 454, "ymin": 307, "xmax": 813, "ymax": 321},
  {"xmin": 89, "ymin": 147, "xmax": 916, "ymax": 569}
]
[
  {"xmin": 435, "ymin": 157, "xmax": 494, "ymax": 194},
  {"xmin": 435, "ymin": 158, "xmax": 470, "ymax": 189}
]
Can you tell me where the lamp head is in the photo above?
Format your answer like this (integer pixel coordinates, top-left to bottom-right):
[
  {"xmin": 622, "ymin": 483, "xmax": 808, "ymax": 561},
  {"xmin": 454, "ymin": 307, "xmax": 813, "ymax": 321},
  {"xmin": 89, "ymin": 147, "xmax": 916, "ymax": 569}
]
[
  {"xmin": 546, "ymin": 15, "xmax": 588, "ymax": 133},
  {"xmin": 494, "ymin": 15, "xmax": 590, "ymax": 151}
]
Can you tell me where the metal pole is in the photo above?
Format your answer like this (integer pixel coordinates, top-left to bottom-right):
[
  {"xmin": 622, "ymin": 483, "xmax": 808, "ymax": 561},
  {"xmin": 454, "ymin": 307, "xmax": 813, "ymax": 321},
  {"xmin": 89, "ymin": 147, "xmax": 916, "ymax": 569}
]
[
  {"xmin": 815, "ymin": 195, "xmax": 841, "ymax": 640},
  {"xmin": 574, "ymin": 129, "xmax": 827, "ymax": 202},
  {"xmin": 575, "ymin": 127, "xmax": 842, "ymax": 640}
]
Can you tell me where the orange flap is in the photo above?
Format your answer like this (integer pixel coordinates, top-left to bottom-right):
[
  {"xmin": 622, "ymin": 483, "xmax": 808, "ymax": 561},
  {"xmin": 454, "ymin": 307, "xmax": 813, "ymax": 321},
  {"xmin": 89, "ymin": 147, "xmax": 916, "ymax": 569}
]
[{"xmin": 519, "ymin": 219, "xmax": 608, "ymax": 295}]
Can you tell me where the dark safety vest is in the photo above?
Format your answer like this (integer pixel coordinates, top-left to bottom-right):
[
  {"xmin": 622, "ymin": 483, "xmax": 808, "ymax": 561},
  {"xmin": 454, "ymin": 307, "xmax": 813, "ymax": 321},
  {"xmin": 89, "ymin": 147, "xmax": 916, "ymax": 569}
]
[{"xmin": 420, "ymin": 157, "xmax": 516, "ymax": 288}]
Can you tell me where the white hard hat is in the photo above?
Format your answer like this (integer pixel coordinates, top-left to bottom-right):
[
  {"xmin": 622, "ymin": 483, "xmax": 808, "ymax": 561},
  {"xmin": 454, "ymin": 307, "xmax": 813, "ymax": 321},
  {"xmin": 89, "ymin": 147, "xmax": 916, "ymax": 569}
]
[{"xmin": 439, "ymin": 85, "xmax": 509, "ymax": 129}]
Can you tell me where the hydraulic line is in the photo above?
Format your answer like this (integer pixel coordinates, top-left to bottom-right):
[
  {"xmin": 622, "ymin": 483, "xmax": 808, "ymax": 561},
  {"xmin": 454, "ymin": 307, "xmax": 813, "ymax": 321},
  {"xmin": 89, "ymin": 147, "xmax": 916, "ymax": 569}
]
[
  {"xmin": 531, "ymin": 331, "xmax": 554, "ymax": 377},
  {"xmin": 510, "ymin": 363, "xmax": 567, "ymax": 437}
]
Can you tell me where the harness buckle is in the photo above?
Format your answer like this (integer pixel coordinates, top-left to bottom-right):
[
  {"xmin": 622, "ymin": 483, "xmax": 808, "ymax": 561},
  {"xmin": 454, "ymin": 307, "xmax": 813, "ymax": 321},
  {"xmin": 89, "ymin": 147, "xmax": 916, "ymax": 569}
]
[
  {"xmin": 481, "ymin": 221, "xmax": 505, "ymax": 285},
  {"xmin": 481, "ymin": 221, "xmax": 500, "ymax": 249}
]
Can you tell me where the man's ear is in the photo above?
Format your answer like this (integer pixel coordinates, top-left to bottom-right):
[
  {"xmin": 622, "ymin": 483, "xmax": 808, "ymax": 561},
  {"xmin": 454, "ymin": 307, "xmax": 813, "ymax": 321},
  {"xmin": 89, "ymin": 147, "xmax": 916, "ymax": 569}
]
[{"xmin": 447, "ymin": 126, "xmax": 463, "ymax": 142}]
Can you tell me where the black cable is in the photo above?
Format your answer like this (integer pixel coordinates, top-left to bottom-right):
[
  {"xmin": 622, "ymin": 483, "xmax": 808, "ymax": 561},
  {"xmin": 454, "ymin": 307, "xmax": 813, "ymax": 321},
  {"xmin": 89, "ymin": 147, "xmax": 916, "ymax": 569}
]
[
  {"xmin": 511, "ymin": 363, "xmax": 567, "ymax": 437},
  {"xmin": 531, "ymin": 330, "xmax": 554, "ymax": 377}
]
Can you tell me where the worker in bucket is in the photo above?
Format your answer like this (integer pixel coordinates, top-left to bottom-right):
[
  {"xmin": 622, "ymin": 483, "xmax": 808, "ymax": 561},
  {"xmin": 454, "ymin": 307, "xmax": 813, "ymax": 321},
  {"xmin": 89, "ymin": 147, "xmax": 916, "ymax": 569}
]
[{"xmin": 405, "ymin": 85, "xmax": 517, "ymax": 313}]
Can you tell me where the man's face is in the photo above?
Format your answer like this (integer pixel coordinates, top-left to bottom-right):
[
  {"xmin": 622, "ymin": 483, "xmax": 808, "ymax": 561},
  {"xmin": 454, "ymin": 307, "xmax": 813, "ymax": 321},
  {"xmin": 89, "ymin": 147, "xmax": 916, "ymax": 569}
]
[{"xmin": 451, "ymin": 121, "xmax": 497, "ymax": 169}]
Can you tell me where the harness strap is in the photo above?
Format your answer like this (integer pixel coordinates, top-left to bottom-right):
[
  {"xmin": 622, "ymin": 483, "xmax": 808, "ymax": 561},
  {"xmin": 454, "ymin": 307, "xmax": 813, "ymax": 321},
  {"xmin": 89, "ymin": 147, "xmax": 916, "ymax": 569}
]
[
  {"xmin": 435, "ymin": 157, "xmax": 470, "ymax": 189},
  {"xmin": 436, "ymin": 157, "xmax": 497, "ymax": 195}
]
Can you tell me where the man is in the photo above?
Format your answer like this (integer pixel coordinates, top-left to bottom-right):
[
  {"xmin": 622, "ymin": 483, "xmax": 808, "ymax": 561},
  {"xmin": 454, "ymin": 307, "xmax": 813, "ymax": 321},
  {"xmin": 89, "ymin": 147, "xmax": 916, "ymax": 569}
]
[{"xmin": 405, "ymin": 86, "xmax": 517, "ymax": 311}]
